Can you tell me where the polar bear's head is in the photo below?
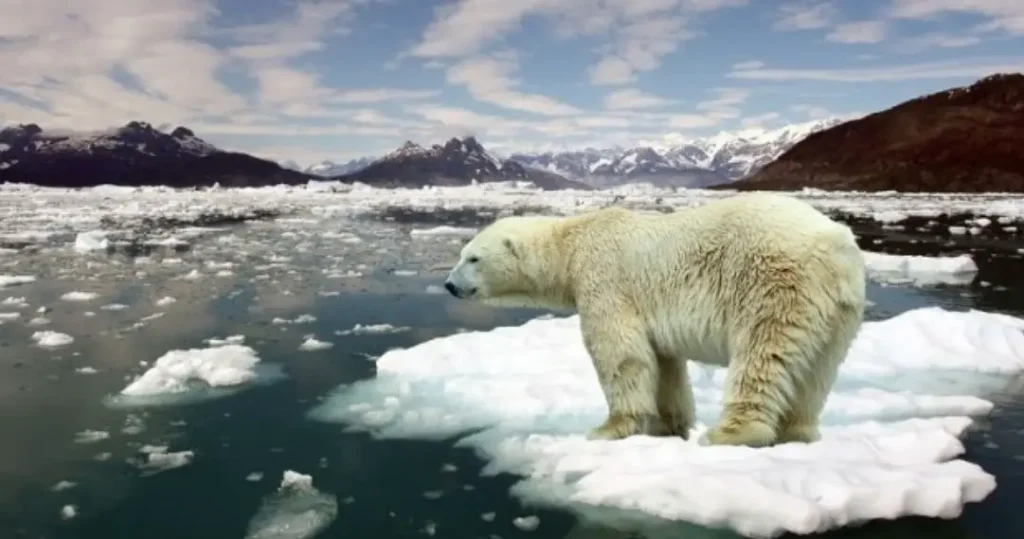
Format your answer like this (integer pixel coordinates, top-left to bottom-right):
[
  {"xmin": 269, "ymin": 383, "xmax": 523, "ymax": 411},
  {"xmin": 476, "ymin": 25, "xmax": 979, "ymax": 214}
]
[{"xmin": 443, "ymin": 216, "xmax": 565, "ymax": 308}]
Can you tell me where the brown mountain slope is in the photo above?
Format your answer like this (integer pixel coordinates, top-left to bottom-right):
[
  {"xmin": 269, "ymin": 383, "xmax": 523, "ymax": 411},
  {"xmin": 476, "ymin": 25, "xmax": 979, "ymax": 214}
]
[{"xmin": 727, "ymin": 73, "xmax": 1024, "ymax": 192}]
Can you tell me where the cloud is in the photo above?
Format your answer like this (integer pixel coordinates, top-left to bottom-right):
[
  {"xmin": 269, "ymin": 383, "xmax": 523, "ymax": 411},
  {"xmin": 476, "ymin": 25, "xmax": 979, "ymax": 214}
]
[
  {"xmin": 773, "ymin": 2, "xmax": 836, "ymax": 30},
  {"xmin": 790, "ymin": 103, "xmax": 835, "ymax": 119},
  {"xmin": 886, "ymin": 0, "xmax": 1024, "ymax": 35},
  {"xmin": 740, "ymin": 112, "xmax": 782, "ymax": 128},
  {"xmin": 732, "ymin": 60, "xmax": 765, "ymax": 70},
  {"xmin": 587, "ymin": 16, "xmax": 698, "ymax": 86},
  {"xmin": 728, "ymin": 57, "xmax": 1024, "ymax": 82},
  {"xmin": 826, "ymin": 20, "xmax": 889, "ymax": 43},
  {"xmin": 410, "ymin": 0, "xmax": 746, "ymax": 89},
  {"xmin": 445, "ymin": 53, "xmax": 581, "ymax": 115},
  {"xmin": 331, "ymin": 89, "xmax": 441, "ymax": 103},
  {"xmin": 602, "ymin": 88, "xmax": 677, "ymax": 110},
  {"xmin": 0, "ymin": 0, "xmax": 435, "ymax": 134},
  {"xmin": 695, "ymin": 87, "xmax": 749, "ymax": 118},
  {"xmin": 895, "ymin": 32, "xmax": 983, "ymax": 53}
]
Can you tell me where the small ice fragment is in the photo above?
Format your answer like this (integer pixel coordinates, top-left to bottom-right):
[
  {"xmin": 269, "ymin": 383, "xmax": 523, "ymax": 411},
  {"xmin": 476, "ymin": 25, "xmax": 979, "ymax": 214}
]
[
  {"xmin": 61, "ymin": 291, "xmax": 99, "ymax": 302},
  {"xmin": 60, "ymin": 504, "xmax": 77, "ymax": 520},
  {"xmin": 135, "ymin": 445, "xmax": 193, "ymax": 474},
  {"xmin": 156, "ymin": 296, "xmax": 176, "ymax": 307},
  {"xmin": 335, "ymin": 323, "xmax": 409, "ymax": 336},
  {"xmin": 0, "ymin": 275, "xmax": 36, "ymax": 288},
  {"xmin": 513, "ymin": 516, "xmax": 540, "ymax": 531},
  {"xmin": 74, "ymin": 430, "xmax": 109, "ymax": 444},
  {"xmin": 74, "ymin": 230, "xmax": 109, "ymax": 252},
  {"xmin": 33, "ymin": 331, "xmax": 74, "ymax": 348},
  {"xmin": 52, "ymin": 480, "xmax": 77, "ymax": 492},
  {"xmin": 298, "ymin": 336, "xmax": 333, "ymax": 351}
]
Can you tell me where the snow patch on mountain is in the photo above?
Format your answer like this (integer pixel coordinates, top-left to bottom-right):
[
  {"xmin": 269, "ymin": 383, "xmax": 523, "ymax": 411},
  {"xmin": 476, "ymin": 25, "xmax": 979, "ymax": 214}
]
[
  {"xmin": 510, "ymin": 118, "xmax": 843, "ymax": 186},
  {"xmin": 0, "ymin": 122, "xmax": 217, "ymax": 160},
  {"xmin": 304, "ymin": 157, "xmax": 376, "ymax": 177}
]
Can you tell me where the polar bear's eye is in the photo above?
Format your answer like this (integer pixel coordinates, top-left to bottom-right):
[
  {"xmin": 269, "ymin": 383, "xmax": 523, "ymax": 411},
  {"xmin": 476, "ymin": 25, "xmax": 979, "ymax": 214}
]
[{"xmin": 467, "ymin": 256, "xmax": 480, "ymax": 263}]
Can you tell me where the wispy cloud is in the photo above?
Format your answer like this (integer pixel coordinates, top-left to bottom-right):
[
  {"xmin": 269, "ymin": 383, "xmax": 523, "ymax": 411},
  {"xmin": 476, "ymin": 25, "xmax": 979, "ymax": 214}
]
[
  {"xmin": 0, "ymin": 0, "xmax": 1020, "ymax": 165},
  {"xmin": 827, "ymin": 20, "xmax": 889, "ymax": 44},
  {"xmin": 728, "ymin": 57, "xmax": 1024, "ymax": 81},
  {"xmin": 773, "ymin": 2, "xmax": 836, "ymax": 30}
]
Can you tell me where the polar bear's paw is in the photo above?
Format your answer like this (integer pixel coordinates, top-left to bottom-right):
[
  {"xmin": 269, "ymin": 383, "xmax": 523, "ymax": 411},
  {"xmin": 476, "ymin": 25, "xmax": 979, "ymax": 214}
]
[
  {"xmin": 586, "ymin": 413, "xmax": 650, "ymax": 441},
  {"xmin": 651, "ymin": 415, "xmax": 692, "ymax": 439},
  {"xmin": 776, "ymin": 423, "xmax": 821, "ymax": 444},
  {"xmin": 699, "ymin": 421, "xmax": 776, "ymax": 448}
]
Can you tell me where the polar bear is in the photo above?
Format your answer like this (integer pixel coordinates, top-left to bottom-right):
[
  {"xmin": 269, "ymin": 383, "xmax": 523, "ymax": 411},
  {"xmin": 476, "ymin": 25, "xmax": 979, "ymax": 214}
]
[{"xmin": 443, "ymin": 193, "xmax": 866, "ymax": 447}]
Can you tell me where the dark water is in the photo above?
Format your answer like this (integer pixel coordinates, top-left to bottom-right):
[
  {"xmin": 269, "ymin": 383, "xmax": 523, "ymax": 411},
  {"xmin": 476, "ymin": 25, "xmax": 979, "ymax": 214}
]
[{"xmin": 2, "ymin": 217, "xmax": 1024, "ymax": 539}]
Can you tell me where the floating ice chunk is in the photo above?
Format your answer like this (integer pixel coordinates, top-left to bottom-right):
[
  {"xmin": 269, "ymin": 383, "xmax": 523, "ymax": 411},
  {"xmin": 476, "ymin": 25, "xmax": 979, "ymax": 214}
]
[
  {"xmin": 272, "ymin": 314, "xmax": 317, "ymax": 325},
  {"xmin": 513, "ymin": 515, "xmax": 541, "ymax": 531},
  {"xmin": 74, "ymin": 430, "xmax": 109, "ymax": 444},
  {"xmin": 410, "ymin": 226, "xmax": 478, "ymax": 238},
  {"xmin": 0, "ymin": 275, "xmax": 35, "ymax": 288},
  {"xmin": 205, "ymin": 335, "xmax": 246, "ymax": 346},
  {"xmin": 101, "ymin": 303, "xmax": 129, "ymax": 311},
  {"xmin": 245, "ymin": 471, "xmax": 338, "ymax": 539},
  {"xmin": 61, "ymin": 291, "xmax": 99, "ymax": 302},
  {"xmin": 335, "ymin": 323, "xmax": 410, "ymax": 336},
  {"xmin": 155, "ymin": 296, "xmax": 177, "ymax": 307},
  {"xmin": 52, "ymin": 480, "xmax": 77, "ymax": 492},
  {"xmin": 309, "ymin": 306, "xmax": 1024, "ymax": 537},
  {"xmin": 120, "ymin": 344, "xmax": 260, "ymax": 395},
  {"xmin": 862, "ymin": 252, "xmax": 978, "ymax": 286},
  {"xmin": 1, "ymin": 296, "xmax": 26, "ymax": 307},
  {"xmin": 0, "ymin": 312, "xmax": 19, "ymax": 322},
  {"xmin": 32, "ymin": 331, "xmax": 74, "ymax": 348},
  {"xmin": 60, "ymin": 505, "xmax": 77, "ymax": 520},
  {"xmin": 136, "ymin": 445, "xmax": 194, "ymax": 475},
  {"xmin": 73, "ymin": 230, "xmax": 109, "ymax": 252},
  {"xmin": 107, "ymin": 344, "xmax": 285, "ymax": 407},
  {"xmin": 298, "ymin": 336, "xmax": 334, "ymax": 351}
]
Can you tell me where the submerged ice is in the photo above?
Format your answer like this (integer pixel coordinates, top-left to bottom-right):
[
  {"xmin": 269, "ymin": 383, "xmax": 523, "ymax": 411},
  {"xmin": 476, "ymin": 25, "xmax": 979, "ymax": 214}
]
[
  {"xmin": 245, "ymin": 471, "xmax": 338, "ymax": 539},
  {"xmin": 309, "ymin": 306, "xmax": 1024, "ymax": 538}
]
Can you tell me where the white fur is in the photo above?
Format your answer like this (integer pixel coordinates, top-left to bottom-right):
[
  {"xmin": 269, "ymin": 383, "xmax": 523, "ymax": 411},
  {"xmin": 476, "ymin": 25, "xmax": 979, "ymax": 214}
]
[{"xmin": 444, "ymin": 193, "xmax": 867, "ymax": 447}]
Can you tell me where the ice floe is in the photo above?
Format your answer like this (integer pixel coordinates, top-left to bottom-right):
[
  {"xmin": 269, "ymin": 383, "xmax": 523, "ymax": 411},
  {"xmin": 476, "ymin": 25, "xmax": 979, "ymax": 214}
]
[{"xmin": 309, "ymin": 306, "xmax": 1024, "ymax": 537}]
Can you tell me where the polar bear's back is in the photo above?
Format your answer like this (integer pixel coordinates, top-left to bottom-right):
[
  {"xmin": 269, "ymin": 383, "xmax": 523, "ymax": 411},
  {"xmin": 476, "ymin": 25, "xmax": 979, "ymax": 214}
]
[{"xmin": 569, "ymin": 193, "xmax": 865, "ymax": 365}]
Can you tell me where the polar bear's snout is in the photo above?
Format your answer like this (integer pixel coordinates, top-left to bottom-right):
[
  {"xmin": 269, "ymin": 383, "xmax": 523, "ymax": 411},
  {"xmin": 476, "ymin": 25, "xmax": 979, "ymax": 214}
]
[
  {"xmin": 443, "ymin": 280, "xmax": 477, "ymax": 298},
  {"xmin": 444, "ymin": 263, "xmax": 479, "ymax": 298}
]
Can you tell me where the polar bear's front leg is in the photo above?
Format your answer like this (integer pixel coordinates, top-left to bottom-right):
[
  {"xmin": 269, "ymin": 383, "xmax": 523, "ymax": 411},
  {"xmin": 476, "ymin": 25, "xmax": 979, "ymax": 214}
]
[{"xmin": 580, "ymin": 316, "xmax": 660, "ymax": 441}]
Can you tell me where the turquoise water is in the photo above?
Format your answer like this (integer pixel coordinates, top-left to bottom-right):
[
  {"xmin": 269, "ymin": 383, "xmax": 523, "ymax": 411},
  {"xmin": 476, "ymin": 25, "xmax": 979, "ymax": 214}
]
[{"xmin": 1, "ymin": 214, "xmax": 1023, "ymax": 539}]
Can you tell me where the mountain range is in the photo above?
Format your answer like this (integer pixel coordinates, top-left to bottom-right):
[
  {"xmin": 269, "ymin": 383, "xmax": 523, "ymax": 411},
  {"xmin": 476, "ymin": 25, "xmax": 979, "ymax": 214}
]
[
  {"xmin": 4, "ymin": 73, "xmax": 1022, "ymax": 192},
  {"xmin": 0, "ymin": 121, "xmax": 315, "ymax": 188},
  {"xmin": 730, "ymin": 72, "xmax": 1024, "ymax": 192},
  {"xmin": 329, "ymin": 137, "xmax": 588, "ymax": 190},
  {"xmin": 0, "ymin": 122, "xmax": 585, "ymax": 190},
  {"xmin": 292, "ymin": 118, "xmax": 844, "ymax": 188}
]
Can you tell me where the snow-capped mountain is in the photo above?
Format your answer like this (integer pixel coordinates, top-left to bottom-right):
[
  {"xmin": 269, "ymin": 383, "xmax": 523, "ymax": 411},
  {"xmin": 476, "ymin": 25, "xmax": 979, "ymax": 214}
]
[
  {"xmin": 0, "ymin": 121, "xmax": 314, "ymax": 188},
  {"xmin": 334, "ymin": 136, "xmax": 587, "ymax": 190},
  {"xmin": 509, "ymin": 118, "xmax": 845, "ymax": 187},
  {"xmin": 305, "ymin": 157, "xmax": 376, "ymax": 177}
]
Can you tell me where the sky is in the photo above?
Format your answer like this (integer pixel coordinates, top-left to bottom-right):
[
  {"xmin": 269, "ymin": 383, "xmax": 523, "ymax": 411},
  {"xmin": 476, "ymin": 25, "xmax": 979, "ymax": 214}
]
[{"xmin": 0, "ymin": 0, "xmax": 1023, "ymax": 166}]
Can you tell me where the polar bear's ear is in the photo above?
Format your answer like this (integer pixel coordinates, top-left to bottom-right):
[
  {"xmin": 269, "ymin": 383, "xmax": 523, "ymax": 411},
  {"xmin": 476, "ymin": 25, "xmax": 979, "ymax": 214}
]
[{"xmin": 502, "ymin": 237, "xmax": 519, "ymax": 259}]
